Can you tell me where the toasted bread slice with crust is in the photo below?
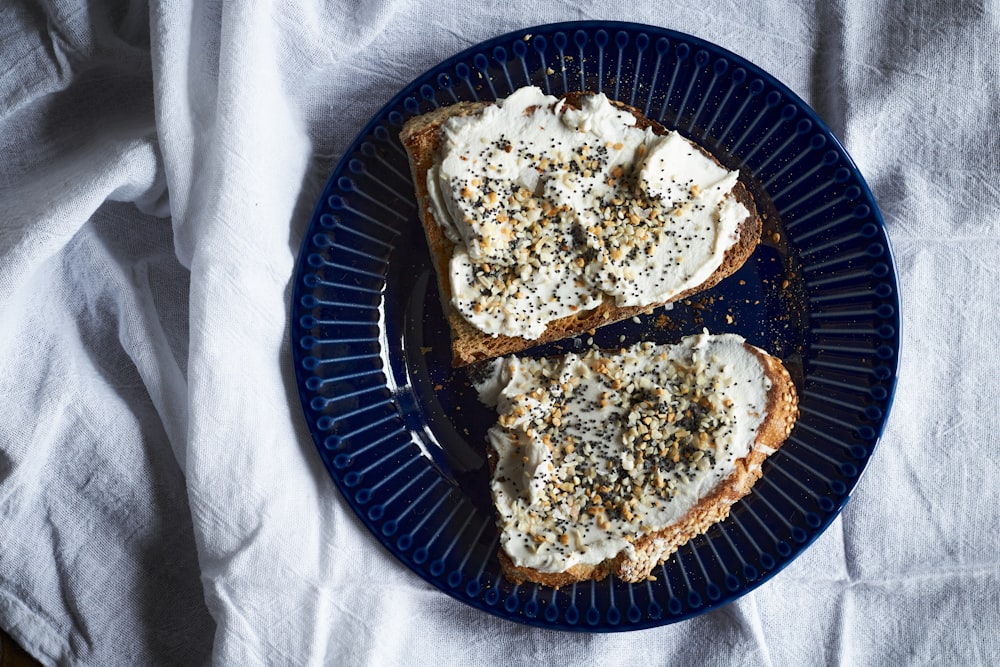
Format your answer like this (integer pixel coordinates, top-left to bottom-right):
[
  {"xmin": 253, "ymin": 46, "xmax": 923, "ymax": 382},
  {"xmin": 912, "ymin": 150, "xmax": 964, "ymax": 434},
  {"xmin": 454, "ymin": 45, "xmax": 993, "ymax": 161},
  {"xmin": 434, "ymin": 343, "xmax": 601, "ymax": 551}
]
[
  {"xmin": 479, "ymin": 335, "xmax": 798, "ymax": 587},
  {"xmin": 400, "ymin": 91, "xmax": 762, "ymax": 367}
]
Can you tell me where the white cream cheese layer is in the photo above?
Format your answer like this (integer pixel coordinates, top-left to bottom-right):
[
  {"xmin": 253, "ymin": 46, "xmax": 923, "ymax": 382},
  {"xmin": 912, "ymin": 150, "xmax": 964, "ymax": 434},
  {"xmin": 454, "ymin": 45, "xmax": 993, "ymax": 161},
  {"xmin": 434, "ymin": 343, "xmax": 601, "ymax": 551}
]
[
  {"xmin": 427, "ymin": 86, "xmax": 749, "ymax": 339},
  {"xmin": 476, "ymin": 333, "xmax": 770, "ymax": 574}
]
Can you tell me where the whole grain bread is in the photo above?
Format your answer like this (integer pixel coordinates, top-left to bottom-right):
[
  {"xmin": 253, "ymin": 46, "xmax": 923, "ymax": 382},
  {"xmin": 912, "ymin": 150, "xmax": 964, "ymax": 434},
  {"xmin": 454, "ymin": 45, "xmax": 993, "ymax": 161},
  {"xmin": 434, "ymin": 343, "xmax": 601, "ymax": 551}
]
[
  {"xmin": 400, "ymin": 92, "xmax": 763, "ymax": 367},
  {"xmin": 488, "ymin": 341, "xmax": 798, "ymax": 587}
]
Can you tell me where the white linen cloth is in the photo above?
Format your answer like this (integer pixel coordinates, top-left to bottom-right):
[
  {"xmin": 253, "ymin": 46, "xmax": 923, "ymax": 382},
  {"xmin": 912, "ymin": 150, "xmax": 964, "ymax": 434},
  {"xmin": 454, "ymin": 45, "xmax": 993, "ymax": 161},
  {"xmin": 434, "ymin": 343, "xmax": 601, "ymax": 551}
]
[{"xmin": 1, "ymin": 0, "xmax": 998, "ymax": 664}]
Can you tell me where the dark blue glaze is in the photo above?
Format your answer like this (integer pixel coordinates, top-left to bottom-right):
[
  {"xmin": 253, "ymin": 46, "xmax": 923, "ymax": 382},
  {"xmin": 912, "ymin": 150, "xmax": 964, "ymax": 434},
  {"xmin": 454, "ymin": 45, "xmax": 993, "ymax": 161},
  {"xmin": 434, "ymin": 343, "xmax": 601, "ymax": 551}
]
[{"xmin": 291, "ymin": 21, "xmax": 901, "ymax": 631}]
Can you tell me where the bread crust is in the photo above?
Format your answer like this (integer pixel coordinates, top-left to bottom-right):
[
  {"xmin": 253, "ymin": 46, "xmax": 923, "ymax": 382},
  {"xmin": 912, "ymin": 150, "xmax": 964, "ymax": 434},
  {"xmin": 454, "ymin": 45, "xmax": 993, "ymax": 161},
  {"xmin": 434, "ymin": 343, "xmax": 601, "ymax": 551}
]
[
  {"xmin": 490, "ymin": 342, "xmax": 798, "ymax": 587},
  {"xmin": 400, "ymin": 92, "xmax": 763, "ymax": 367}
]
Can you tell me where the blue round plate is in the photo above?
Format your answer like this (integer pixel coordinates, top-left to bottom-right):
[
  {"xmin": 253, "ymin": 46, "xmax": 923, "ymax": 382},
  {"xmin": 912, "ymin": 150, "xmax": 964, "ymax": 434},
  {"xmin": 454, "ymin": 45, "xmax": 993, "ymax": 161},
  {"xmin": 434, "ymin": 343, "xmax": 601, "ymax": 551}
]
[{"xmin": 291, "ymin": 21, "xmax": 900, "ymax": 631}]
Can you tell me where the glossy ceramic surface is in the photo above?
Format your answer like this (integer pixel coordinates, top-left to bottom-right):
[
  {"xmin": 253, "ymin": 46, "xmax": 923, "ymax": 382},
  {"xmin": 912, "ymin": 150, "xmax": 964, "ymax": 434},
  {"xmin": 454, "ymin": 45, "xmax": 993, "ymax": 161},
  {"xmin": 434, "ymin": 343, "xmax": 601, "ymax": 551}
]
[{"xmin": 291, "ymin": 22, "xmax": 900, "ymax": 630}]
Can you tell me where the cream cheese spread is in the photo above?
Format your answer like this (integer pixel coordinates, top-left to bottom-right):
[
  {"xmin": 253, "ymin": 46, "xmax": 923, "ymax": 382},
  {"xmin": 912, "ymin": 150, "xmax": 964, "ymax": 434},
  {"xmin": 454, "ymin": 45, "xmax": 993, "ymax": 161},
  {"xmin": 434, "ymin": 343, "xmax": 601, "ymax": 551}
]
[
  {"xmin": 427, "ymin": 86, "xmax": 749, "ymax": 339},
  {"xmin": 476, "ymin": 332, "xmax": 770, "ymax": 574}
]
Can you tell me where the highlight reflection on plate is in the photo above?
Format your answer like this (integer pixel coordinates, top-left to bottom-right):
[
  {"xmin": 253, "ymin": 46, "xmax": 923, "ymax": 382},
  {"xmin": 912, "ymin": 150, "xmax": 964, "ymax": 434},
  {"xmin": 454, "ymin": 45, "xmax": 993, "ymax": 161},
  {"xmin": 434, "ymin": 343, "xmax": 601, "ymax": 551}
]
[{"xmin": 291, "ymin": 21, "xmax": 900, "ymax": 631}]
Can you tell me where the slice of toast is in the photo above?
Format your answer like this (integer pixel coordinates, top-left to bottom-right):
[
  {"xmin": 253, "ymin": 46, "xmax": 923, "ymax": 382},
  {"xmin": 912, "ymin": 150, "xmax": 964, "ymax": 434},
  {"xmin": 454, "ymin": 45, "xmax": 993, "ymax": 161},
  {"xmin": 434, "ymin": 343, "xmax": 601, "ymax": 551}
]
[
  {"xmin": 476, "ymin": 332, "xmax": 798, "ymax": 586},
  {"xmin": 401, "ymin": 89, "xmax": 762, "ymax": 367}
]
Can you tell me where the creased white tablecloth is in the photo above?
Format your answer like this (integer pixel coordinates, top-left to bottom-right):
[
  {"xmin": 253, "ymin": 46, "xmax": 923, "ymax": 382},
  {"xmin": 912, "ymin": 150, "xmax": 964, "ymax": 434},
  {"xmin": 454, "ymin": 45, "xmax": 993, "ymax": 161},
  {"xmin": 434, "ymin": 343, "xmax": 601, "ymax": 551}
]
[{"xmin": 1, "ymin": 1, "xmax": 998, "ymax": 665}]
